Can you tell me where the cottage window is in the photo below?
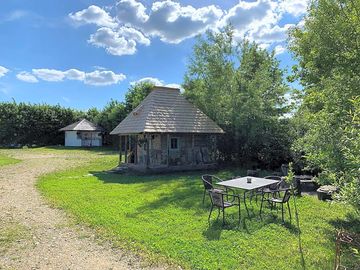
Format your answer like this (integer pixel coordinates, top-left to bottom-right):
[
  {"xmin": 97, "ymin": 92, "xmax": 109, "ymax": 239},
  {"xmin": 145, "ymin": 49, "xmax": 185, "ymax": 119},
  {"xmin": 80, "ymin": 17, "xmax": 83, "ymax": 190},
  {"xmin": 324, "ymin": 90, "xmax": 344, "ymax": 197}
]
[{"xmin": 170, "ymin": 138, "xmax": 178, "ymax": 149}]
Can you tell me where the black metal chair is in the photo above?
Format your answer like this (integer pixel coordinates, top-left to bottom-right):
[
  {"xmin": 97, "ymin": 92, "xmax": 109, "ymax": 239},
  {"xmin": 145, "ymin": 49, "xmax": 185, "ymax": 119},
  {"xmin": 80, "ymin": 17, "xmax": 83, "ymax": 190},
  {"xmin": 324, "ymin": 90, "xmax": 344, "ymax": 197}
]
[
  {"xmin": 202, "ymin": 175, "xmax": 221, "ymax": 203},
  {"xmin": 201, "ymin": 175, "xmax": 233, "ymax": 204},
  {"xmin": 260, "ymin": 189, "xmax": 292, "ymax": 223},
  {"xmin": 208, "ymin": 189, "xmax": 241, "ymax": 225},
  {"xmin": 253, "ymin": 176, "xmax": 283, "ymax": 203}
]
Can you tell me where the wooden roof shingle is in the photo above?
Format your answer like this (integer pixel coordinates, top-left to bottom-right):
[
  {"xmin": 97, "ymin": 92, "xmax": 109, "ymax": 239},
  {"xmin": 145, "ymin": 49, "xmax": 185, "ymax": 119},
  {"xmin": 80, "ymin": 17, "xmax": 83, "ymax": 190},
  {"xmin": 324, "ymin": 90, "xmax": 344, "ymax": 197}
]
[
  {"xmin": 110, "ymin": 86, "xmax": 224, "ymax": 135},
  {"xmin": 59, "ymin": 119, "xmax": 103, "ymax": 132}
]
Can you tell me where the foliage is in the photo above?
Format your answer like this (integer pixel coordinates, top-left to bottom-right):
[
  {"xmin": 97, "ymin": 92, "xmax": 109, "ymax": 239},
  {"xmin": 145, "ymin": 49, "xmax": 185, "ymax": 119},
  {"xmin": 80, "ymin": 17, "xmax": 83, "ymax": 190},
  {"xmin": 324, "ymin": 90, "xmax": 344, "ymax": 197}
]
[
  {"xmin": 0, "ymin": 102, "xmax": 85, "ymax": 146},
  {"xmin": 94, "ymin": 100, "xmax": 126, "ymax": 132},
  {"xmin": 124, "ymin": 81, "xmax": 154, "ymax": 113},
  {"xmin": 37, "ymin": 150, "xmax": 358, "ymax": 270},
  {"xmin": 0, "ymin": 82, "xmax": 153, "ymax": 147},
  {"xmin": 184, "ymin": 26, "xmax": 293, "ymax": 168},
  {"xmin": 288, "ymin": 0, "xmax": 360, "ymax": 209},
  {"xmin": 337, "ymin": 96, "xmax": 360, "ymax": 212}
]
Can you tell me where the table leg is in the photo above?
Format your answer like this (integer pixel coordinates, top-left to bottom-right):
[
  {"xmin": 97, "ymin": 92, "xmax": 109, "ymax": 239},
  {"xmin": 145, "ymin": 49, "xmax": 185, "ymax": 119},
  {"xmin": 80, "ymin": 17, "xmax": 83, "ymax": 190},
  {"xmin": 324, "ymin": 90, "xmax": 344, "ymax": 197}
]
[{"xmin": 243, "ymin": 191, "xmax": 250, "ymax": 218}]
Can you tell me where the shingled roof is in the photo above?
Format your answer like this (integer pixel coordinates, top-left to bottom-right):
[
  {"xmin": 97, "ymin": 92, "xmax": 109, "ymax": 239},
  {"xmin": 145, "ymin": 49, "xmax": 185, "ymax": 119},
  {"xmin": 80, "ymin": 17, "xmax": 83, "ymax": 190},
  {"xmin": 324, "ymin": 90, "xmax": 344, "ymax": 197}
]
[
  {"xmin": 59, "ymin": 119, "xmax": 103, "ymax": 132},
  {"xmin": 110, "ymin": 86, "xmax": 224, "ymax": 135}
]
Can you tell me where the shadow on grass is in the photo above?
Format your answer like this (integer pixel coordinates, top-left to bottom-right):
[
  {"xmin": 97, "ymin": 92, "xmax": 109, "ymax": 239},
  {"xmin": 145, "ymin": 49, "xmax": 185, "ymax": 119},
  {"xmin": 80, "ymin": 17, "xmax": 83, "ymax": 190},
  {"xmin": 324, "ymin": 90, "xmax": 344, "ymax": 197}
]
[
  {"xmin": 90, "ymin": 169, "xmax": 301, "ymax": 238},
  {"xmin": 326, "ymin": 213, "xmax": 360, "ymax": 270},
  {"xmin": 328, "ymin": 212, "xmax": 360, "ymax": 234}
]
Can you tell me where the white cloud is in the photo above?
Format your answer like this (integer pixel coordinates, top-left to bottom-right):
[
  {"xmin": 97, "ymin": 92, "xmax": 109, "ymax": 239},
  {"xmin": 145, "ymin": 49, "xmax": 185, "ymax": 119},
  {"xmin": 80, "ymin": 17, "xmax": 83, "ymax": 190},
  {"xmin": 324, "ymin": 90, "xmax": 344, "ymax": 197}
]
[
  {"xmin": 0, "ymin": 66, "xmax": 9, "ymax": 78},
  {"xmin": 116, "ymin": 0, "xmax": 148, "ymax": 25},
  {"xmin": 89, "ymin": 27, "xmax": 136, "ymax": 56},
  {"xmin": 140, "ymin": 1, "xmax": 223, "ymax": 43},
  {"xmin": 84, "ymin": 70, "xmax": 126, "ymax": 86},
  {"xmin": 119, "ymin": 26, "xmax": 150, "ymax": 45},
  {"xmin": 19, "ymin": 68, "xmax": 125, "ymax": 86},
  {"xmin": 32, "ymin": 69, "xmax": 65, "ymax": 82},
  {"xmin": 250, "ymin": 24, "xmax": 293, "ymax": 43},
  {"xmin": 280, "ymin": 0, "xmax": 308, "ymax": 17},
  {"xmin": 69, "ymin": 5, "xmax": 117, "ymax": 28},
  {"xmin": 165, "ymin": 83, "xmax": 181, "ymax": 89},
  {"xmin": 131, "ymin": 77, "xmax": 164, "ymax": 85},
  {"xmin": 274, "ymin": 44, "xmax": 286, "ymax": 55},
  {"xmin": 16, "ymin": 71, "xmax": 38, "ymax": 83},
  {"xmin": 219, "ymin": 0, "xmax": 277, "ymax": 29},
  {"xmin": 64, "ymin": 69, "xmax": 85, "ymax": 81},
  {"xmin": 131, "ymin": 77, "xmax": 180, "ymax": 89},
  {"xmin": 70, "ymin": 0, "xmax": 308, "ymax": 55}
]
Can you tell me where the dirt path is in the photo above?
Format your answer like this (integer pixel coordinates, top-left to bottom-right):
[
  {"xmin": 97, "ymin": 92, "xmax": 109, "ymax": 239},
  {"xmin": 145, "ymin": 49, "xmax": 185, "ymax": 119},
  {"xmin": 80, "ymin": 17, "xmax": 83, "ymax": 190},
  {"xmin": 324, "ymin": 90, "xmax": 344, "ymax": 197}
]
[{"xmin": 0, "ymin": 151, "xmax": 168, "ymax": 270}]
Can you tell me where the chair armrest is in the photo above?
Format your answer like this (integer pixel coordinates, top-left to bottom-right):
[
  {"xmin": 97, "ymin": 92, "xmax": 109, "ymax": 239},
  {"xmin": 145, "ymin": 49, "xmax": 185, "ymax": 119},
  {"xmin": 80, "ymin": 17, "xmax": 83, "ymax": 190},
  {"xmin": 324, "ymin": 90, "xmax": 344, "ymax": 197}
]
[{"xmin": 222, "ymin": 193, "xmax": 241, "ymax": 204}]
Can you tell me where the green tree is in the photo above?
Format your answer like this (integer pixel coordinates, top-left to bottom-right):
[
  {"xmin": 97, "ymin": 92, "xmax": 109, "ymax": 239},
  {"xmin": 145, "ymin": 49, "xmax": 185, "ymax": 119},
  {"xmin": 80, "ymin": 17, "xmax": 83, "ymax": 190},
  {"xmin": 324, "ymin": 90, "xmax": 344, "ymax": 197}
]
[
  {"xmin": 289, "ymin": 0, "xmax": 360, "ymax": 208},
  {"xmin": 0, "ymin": 102, "xmax": 83, "ymax": 146},
  {"xmin": 124, "ymin": 82, "xmax": 154, "ymax": 113},
  {"xmin": 95, "ymin": 99, "xmax": 127, "ymax": 133},
  {"xmin": 184, "ymin": 27, "xmax": 292, "ymax": 167}
]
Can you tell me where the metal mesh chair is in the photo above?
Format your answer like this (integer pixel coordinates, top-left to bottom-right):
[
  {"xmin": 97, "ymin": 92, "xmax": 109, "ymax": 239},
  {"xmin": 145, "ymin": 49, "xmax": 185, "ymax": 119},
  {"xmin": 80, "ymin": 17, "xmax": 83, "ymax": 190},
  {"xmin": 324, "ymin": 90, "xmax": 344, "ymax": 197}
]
[
  {"xmin": 260, "ymin": 189, "xmax": 292, "ymax": 223},
  {"xmin": 201, "ymin": 175, "xmax": 233, "ymax": 204},
  {"xmin": 253, "ymin": 176, "xmax": 283, "ymax": 203},
  {"xmin": 208, "ymin": 189, "xmax": 241, "ymax": 225}
]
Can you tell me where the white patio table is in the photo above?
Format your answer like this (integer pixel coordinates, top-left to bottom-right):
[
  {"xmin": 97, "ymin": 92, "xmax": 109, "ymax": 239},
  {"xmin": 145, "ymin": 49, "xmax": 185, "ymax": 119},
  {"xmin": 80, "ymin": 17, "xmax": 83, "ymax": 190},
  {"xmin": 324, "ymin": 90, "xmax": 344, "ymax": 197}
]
[{"xmin": 216, "ymin": 176, "xmax": 279, "ymax": 217}]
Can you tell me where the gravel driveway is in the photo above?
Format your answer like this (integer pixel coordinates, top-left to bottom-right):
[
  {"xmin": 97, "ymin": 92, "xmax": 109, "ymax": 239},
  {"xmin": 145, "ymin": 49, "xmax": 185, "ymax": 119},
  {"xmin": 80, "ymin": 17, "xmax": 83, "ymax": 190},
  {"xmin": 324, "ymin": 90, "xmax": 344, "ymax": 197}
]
[{"xmin": 0, "ymin": 150, "xmax": 168, "ymax": 270}]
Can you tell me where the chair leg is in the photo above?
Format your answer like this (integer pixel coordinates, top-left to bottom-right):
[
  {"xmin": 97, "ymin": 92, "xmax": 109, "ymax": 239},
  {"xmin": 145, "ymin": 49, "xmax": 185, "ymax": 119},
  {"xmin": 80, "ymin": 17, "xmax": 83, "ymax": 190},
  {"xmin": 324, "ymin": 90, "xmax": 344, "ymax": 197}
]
[
  {"xmin": 243, "ymin": 191, "xmax": 250, "ymax": 218},
  {"xmin": 281, "ymin": 203, "xmax": 284, "ymax": 223},
  {"xmin": 238, "ymin": 204, "xmax": 241, "ymax": 224},
  {"xmin": 208, "ymin": 205, "xmax": 213, "ymax": 223},
  {"xmin": 260, "ymin": 194, "xmax": 264, "ymax": 215},
  {"xmin": 287, "ymin": 201, "xmax": 291, "ymax": 220},
  {"xmin": 222, "ymin": 208, "xmax": 225, "ymax": 225}
]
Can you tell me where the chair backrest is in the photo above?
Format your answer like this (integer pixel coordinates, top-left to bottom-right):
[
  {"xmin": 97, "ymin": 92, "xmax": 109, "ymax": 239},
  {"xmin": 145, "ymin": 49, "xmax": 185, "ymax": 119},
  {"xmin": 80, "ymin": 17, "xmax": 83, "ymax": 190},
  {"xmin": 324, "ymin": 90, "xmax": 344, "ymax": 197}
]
[
  {"xmin": 202, "ymin": 175, "xmax": 213, "ymax": 190},
  {"xmin": 209, "ymin": 190, "xmax": 224, "ymax": 207},
  {"xmin": 282, "ymin": 190, "xmax": 291, "ymax": 203},
  {"xmin": 281, "ymin": 164, "xmax": 289, "ymax": 176},
  {"xmin": 265, "ymin": 176, "xmax": 282, "ymax": 190}
]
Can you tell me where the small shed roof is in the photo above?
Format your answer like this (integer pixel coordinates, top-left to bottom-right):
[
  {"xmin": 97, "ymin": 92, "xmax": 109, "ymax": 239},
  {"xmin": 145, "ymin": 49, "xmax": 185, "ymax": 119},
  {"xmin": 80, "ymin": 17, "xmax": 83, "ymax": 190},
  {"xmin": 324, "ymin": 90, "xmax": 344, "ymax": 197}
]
[
  {"xmin": 110, "ymin": 86, "xmax": 224, "ymax": 135},
  {"xmin": 59, "ymin": 119, "xmax": 103, "ymax": 132}
]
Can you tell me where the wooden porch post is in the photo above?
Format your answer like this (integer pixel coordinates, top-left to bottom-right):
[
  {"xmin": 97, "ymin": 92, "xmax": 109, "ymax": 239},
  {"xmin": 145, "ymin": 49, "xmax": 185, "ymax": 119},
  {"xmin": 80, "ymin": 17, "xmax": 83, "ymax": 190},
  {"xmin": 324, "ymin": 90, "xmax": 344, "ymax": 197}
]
[
  {"xmin": 166, "ymin": 134, "xmax": 170, "ymax": 167},
  {"xmin": 134, "ymin": 135, "xmax": 138, "ymax": 164},
  {"xmin": 146, "ymin": 133, "xmax": 150, "ymax": 169},
  {"xmin": 192, "ymin": 134, "xmax": 195, "ymax": 165},
  {"xmin": 124, "ymin": 135, "xmax": 128, "ymax": 163},
  {"xmin": 119, "ymin": 135, "xmax": 122, "ymax": 165}
]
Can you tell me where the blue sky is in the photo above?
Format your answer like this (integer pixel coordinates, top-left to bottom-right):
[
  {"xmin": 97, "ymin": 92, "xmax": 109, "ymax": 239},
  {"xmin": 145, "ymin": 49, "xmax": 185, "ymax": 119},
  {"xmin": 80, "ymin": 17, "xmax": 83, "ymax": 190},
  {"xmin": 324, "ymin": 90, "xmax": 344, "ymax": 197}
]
[{"xmin": 0, "ymin": 0, "xmax": 306, "ymax": 110}]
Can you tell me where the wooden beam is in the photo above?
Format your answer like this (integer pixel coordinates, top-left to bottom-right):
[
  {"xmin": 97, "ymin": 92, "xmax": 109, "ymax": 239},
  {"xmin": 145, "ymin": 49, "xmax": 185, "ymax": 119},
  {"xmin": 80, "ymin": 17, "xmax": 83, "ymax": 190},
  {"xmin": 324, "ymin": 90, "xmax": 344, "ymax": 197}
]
[
  {"xmin": 192, "ymin": 134, "xmax": 195, "ymax": 165},
  {"xmin": 167, "ymin": 134, "xmax": 170, "ymax": 167},
  {"xmin": 146, "ymin": 134, "xmax": 150, "ymax": 168},
  {"xmin": 119, "ymin": 135, "xmax": 122, "ymax": 165},
  {"xmin": 134, "ymin": 135, "xmax": 138, "ymax": 164},
  {"xmin": 124, "ymin": 135, "xmax": 128, "ymax": 163}
]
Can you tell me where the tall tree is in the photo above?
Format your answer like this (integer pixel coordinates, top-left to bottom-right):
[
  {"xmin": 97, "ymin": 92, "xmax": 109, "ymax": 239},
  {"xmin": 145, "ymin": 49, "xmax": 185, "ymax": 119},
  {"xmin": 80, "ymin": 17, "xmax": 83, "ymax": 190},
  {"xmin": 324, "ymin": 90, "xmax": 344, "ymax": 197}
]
[
  {"xmin": 184, "ymin": 27, "xmax": 291, "ymax": 167},
  {"xmin": 289, "ymin": 0, "xmax": 360, "ymax": 208},
  {"xmin": 124, "ymin": 82, "xmax": 154, "ymax": 113}
]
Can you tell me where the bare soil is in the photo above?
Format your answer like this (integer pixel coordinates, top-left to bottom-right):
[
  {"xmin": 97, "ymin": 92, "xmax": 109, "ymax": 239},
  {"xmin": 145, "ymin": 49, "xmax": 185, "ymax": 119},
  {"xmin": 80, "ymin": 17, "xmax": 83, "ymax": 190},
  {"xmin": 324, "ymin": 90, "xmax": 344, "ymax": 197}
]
[{"xmin": 0, "ymin": 151, "xmax": 170, "ymax": 270}]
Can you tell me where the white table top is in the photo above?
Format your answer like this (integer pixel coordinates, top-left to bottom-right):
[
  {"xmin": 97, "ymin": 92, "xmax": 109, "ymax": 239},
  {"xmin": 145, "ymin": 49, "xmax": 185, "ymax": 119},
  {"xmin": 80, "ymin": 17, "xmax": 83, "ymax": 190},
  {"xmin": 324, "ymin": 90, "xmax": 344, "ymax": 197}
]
[{"xmin": 216, "ymin": 177, "xmax": 279, "ymax": 191}]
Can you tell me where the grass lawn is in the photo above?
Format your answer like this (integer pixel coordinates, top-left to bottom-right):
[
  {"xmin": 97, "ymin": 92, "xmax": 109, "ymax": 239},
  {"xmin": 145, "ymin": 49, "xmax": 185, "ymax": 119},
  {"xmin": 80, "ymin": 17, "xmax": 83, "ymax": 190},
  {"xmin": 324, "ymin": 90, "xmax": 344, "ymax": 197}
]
[
  {"xmin": 37, "ymin": 152, "xmax": 359, "ymax": 270},
  {"xmin": 0, "ymin": 154, "xmax": 20, "ymax": 167}
]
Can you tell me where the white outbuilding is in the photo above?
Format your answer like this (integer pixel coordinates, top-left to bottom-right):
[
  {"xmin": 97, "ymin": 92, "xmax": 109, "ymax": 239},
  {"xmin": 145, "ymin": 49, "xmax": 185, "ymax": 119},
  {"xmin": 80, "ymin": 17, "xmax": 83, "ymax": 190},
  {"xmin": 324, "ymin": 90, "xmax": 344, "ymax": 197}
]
[{"xmin": 59, "ymin": 119, "xmax": 103, "ymax": 147}]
